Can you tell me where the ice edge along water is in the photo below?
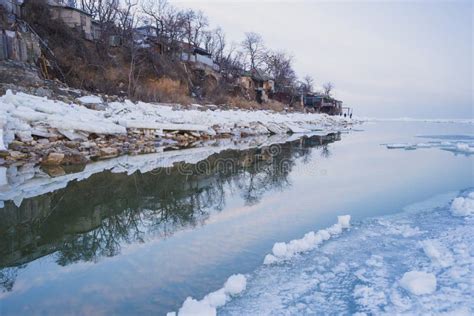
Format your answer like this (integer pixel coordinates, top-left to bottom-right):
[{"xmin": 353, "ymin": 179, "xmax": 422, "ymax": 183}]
[
  {"xmin": 263, "ymin": 215, "xmax": 351, "ymax": 264},
  {"xmin": 167, "ymin": 215, "xmax": 351, "ymax": 316}
]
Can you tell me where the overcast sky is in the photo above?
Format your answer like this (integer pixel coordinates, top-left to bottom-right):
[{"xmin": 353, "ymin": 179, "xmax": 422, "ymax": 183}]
[{"xmin": 174, "ymin": 0, "xmax": 472, "ymax": 118}]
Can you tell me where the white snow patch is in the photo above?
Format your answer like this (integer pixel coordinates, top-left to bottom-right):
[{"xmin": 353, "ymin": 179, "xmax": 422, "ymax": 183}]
[
  {"xmin": 263, "ymin": 215, "xmax": 350, "ymax": 264},
  {"xmin": 170, "ymin": 274, "xmax": 246, "ymax": 316},
  {"xmin": 399, "ymin": 271, "xmax": 437, "ymax": 295},
  {"xmin": 77, "ymin": 95, "xmax": 103, "ymax": 104},
  {"xmin": 420, "ymin": 239, "xmax": 453, "ymax": 268},
  {"xmin": 450, "ymin": 193, "xmax": 474, "ymax": 216},
  {"xmin": 454, "ymin": 143, "xmax": 474, "ymax": 154}
]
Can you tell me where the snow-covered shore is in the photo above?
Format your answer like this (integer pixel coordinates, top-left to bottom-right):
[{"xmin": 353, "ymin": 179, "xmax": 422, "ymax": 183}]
[{"xmin": 0, "ymin": 90, "xmax": 355, "ymax": 153}]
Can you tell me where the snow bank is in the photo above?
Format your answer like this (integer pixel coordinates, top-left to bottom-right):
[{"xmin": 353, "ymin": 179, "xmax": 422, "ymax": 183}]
[
  {"xmin": 450, "ymin": 192, "xmax": 474, "ymax": 216},
  {"xmin": 263, "ymin": 215, "xmax": 351, "ymax": 264},
  {"xmin": 106, "ymin": 99, "xmax": 354, "ymax": 136},
  {"xmin": 0, "ymin": 90, "xmax": 354, "ymax": 150},
  {"xmin": 0, "ymin": 114, "xmax": 6, "ymax": 150},
  {"xmin": 77, "ymin": 95, "xmax": 103, "ymax": 104},
  {"xmin": 399, "ymin": 271, "xmax": 437, "ymax": 295},
  {"xmin": 0, "ymin": 90, "xmax": 126, "ymax": 143},
  {"xmin": 168, "ymin": 274, "xmax": 246, "ymax": 316}
]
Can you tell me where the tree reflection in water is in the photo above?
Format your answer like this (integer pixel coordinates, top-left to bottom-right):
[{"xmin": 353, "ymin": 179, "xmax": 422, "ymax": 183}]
[{"xmin": 0, "ymin": 133, "xmax": 341, "ymax": 292}]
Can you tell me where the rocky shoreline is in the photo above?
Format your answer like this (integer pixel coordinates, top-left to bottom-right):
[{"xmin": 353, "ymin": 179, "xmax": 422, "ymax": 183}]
[{"xmin": 0, "ymin": 89, "xmax": 357, "ymax": 169}]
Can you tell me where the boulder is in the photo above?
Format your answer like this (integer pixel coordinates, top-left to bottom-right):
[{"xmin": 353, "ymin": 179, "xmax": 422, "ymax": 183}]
[
  {"xmin": 42, "ymin": 152, "xmax": 64, "ymax": 165},
  {"xmin": 8, "ymin": 150, "xmax": 28, "ymax": 160},
  {"xmin": 63, "ymin": 150, "xmax": 89, "ymax": 165},
  {"xmin": 99, "ymin": 147, "xmax": 119, "ymax": 159}
]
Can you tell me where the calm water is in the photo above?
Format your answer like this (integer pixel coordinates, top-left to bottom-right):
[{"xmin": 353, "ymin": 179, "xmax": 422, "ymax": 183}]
[{"xmin": 0, "ymin": 121, "xmax": 473, "ymax": 315}]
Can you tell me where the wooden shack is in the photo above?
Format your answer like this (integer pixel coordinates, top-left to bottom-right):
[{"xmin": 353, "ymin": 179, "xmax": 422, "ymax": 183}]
[{"xmin": 303, "ymin": 93, "xmax": 343, "ymax": 115}]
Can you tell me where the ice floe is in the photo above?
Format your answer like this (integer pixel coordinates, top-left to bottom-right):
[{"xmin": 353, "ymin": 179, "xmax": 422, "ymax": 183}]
[
  {"xmin": 77, "ymin": 95, "xmax": 103, "ymax": 104},
  {"xmin": 167, "ymin": 274, "xmax": 247, "ymax": 316},
  {"xmin": 263, "ymin": 215, "xmax": 351, "ymax": 264},
  {"xmin": 218, "ymin": 189, "xmax": 474, "ymax": 315},
  {"xmin": 384, "ymin": 134, "xmax": 474, "ymax": 155},
  {"xmin": 399, "ymin": 271, "xmax": 437, "ymax": 295},
  {"xmin": 450, "ymin": 192, "xmax": 474, "ymax": 217}
]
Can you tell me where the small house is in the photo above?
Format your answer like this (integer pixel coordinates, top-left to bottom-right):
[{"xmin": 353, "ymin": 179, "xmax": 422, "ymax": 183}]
[
  {"xmin": 180, "ymin": 42, "xmax": 219, "ymax": 71},
  {"xmin": 303, "ymin": 93, "xmax": 343, "ymax": 115},
  {"xmin": 133, "ymin": 25, "xmax": 165, "ymax": 53},
  {"xmin": 48, "ymin": 3, "xmax": 94, "ymax": 40},
  {"xmin": 239, "ymin": 69, "xmax": 275, "ymax": 103}
]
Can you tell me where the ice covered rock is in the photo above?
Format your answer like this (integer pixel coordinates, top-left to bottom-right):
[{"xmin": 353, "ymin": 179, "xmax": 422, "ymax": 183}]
[
  {"xmin": 99, "ymin": 147, "xmax": 119, "ymax": 159},
  {"xmin": 171, "ymin": 274, "xmax": 246, "ymax": 316},
  {"xmin": 41, "ymin": 152, "xmax": 65, "ymax": 165},
  {"xmin": 399, "ymin": 271, "xmax": 437, "ymax": 295},
  {"xmin": 264, "ymin": 215, "xmax": 351, "ymax": 264},
  {"xmin": 450, "ymin": 193, "xmax": 474, "ymax": 216}
]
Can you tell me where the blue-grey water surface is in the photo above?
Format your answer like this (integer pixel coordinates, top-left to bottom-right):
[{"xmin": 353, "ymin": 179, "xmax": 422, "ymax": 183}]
[{"xmin": 0, "ymin": 121, "xmax": 473, "ymax": 315}]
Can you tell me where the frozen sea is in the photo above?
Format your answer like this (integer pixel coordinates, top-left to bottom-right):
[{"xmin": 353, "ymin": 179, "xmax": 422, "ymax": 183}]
[{"xmin": 0, "ymin": 121, "xmax": 473, "ymax": 315}]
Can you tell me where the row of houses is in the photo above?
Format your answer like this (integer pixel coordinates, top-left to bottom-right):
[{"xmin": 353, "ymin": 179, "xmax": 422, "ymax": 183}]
[{"xmin": 0, "ymin": 0, "xmax": 346, "ymax": 115}]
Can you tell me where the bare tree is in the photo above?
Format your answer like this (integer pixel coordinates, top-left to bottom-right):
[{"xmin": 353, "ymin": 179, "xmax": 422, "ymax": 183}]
[
  {"xmin": 181, "ymin": 9, "xmax": 208, "ymax": 47},
  {"xmin": 141, "ymin": 0, "xmax": 169, "ymax": 36},
  {"xmin": 79, "ymin": 0, "xmax": 120, "ymax": 39},
  {"xmin": 302, "ymin": 75, "xmax": 314, "ymax": 93},
  {"xmin": 80, "ymin": 0, "xmax": 119, "ymax": 24},
  {"xmin": 323, "ymin": 82, "xmax": 334, "ymax": 96},
  {"xmin": 264, "ymin": 50, "xmax": 297, "ymax": 92},
  {"xmin": 116, "ymin": 0, "xmax": 138, "ymax": 39},
  {"xmin": 218, "ymin": 42, "xmax": 245, "ymax": 76},
  {"xmin": 203, "ymin": 27, "xmax": 226, "ymax": 65},
  {"xmin": 241, "ymin": 32, "xmax": 266, "ymax": 70}
]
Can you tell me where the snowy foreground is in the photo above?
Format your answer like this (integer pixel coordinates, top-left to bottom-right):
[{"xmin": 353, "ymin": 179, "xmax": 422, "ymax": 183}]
[
  {"xmin": 0, "ymin": 90, "xmax": 354, "ymax": 151},
  {"xmin": 171, "ymin": 190, "xmax": 474, "ymax": 315}
]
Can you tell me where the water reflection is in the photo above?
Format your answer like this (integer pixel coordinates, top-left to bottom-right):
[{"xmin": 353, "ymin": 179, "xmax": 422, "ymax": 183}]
[{"xmin": 0, "ymin": 133, "xmax": 341, "ymax": 293}]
